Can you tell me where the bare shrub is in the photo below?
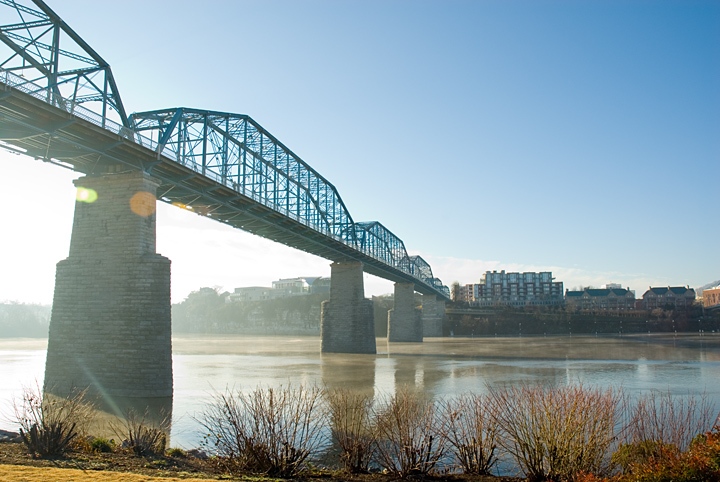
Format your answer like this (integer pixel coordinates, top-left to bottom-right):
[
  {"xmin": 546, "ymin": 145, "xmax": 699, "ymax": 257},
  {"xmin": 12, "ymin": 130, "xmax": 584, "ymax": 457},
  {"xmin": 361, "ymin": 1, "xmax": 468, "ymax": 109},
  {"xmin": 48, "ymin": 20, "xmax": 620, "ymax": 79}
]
[
  {"xmin": 111, "ymin": 408, "xmax": 169, "ymax": 456},
  {"xmin": 13, "ymin": 384, "xmax": 96, "ymax": 457},
  {"xmin": 198, "ymin": 385, "xmax": 325, "ymax": 477},
  {"xmin": 490, "ymin": 384, "xmax": 621, "ymax": 482},
  {"xmin": 442, "ymin": 393, "xmax": 499, "ymax": 475},
  {"xmin": 374, "ymin": 388, "xmax": 447, "ymax": 477},
  {"xmin": 624, "ymin": 391, "xmax": 717, "ymax": 453},
  {"xmin": 324, "ymin": 388, "xmax": 377, "ymax": 473}
]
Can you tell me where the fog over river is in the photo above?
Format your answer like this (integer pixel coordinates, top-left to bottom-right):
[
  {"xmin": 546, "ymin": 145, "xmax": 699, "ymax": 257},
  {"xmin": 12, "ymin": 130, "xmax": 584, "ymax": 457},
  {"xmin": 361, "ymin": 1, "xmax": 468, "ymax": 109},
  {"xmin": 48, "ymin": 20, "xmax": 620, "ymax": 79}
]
[{"xmin": 2, "ymin": 334, "xmax": 719, "ymax": 449}]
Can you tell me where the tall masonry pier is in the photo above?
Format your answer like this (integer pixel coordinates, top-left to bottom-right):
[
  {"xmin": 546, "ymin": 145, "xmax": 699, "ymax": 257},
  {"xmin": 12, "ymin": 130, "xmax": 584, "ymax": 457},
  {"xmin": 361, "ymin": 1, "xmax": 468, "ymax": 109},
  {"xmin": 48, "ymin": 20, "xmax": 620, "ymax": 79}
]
[
  {"xmin": 321, "ymin": 262, "xmax": 376, "ymax": 354},
  {"xmin": 388, "ymin": 282, "xmax": 422, "ymax": 342},
  {"xmin": 44, "ymin": 170, "xmax": 172, "ymax": 412}
]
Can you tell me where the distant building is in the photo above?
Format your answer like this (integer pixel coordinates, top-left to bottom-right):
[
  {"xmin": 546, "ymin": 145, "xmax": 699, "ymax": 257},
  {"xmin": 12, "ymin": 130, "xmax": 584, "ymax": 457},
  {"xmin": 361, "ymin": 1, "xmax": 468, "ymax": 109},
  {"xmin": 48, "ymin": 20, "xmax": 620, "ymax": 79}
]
[
  {"xmin": 565, "ymin": 287, "xmax": 636, "ymax": 311},
  {"xmin": 308, "ymin": 277, "xmax": 331, "ymax": 295},
  {"xmin": 272, "ymin": 277, "xmax": 312, "ymax": 296},
  {"xmin": 701, "ymin": 286, "xmax": 720, "ymax": 310},
  {"xmin": 465, "ymin": 270, "xmax": 564, "ymax": 307},
  {"xmin": 601, "ymin": 283, "xmax": 622, "ymax": 289},
  {"xmin": 227, "ymin": 276, "xmax": 330, "ymax": 302},
  {"xmin": 227, "ymin": 286, "xmax": 272, "ymax": 302},
  {"xmin": 642, "ymin": 286, "xmax": 696, "ymax": 311}
]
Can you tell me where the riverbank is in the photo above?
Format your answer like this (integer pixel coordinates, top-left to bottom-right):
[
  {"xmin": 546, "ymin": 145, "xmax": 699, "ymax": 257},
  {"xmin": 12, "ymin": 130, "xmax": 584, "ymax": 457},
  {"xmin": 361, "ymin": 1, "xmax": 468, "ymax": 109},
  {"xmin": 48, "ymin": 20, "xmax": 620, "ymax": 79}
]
[{"xmin": 0, "ymin": 441, "xmax": 523, "ymax": 482}]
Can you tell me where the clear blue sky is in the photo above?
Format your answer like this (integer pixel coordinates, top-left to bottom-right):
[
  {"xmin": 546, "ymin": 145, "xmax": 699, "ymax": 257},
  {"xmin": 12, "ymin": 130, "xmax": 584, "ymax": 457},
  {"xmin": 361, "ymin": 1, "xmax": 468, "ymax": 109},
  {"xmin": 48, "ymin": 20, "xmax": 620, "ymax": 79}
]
[{"xmin": 1, "ymin": 0, "xmax": 718, "ymax": 304}]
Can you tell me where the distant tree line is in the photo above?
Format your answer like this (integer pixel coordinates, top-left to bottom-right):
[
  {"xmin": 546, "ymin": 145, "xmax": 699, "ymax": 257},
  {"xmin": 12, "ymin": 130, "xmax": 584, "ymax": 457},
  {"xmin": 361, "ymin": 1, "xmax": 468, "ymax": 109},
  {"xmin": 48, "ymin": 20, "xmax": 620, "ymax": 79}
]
[
  {"xmin": 171, "ymin": 287, "xmax": 330, "ymax": 335},
  {"xmin": 0, "ymin": 302, "xmax": 50, "ymax": 337}
]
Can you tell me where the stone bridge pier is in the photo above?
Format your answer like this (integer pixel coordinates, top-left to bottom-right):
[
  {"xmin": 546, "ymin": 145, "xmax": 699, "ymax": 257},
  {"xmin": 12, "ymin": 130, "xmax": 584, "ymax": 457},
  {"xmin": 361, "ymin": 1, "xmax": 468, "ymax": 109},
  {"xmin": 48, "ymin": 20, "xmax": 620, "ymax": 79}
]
[
  {"xmin": 44, "ymin": 170, "xmax": 172, "ymax": 417},
  {"xmin": 387, "ymin": 282, "xmax": 422, "ymax": 342},
  {"xmin": 421, "ymin": 294, "xmax": 445, "ymax": 337},
  {"xmin": 321, "ymin": 262, "xmax": 375, "ymax": 354}
]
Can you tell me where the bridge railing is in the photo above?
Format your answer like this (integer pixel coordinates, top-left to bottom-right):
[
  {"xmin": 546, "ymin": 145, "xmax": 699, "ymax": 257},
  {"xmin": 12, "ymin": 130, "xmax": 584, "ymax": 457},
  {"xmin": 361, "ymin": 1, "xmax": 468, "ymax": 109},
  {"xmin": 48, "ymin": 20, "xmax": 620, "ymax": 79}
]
[{"xmin": 1, "ymin": 70, "xmax": 129, "ymax": 139}]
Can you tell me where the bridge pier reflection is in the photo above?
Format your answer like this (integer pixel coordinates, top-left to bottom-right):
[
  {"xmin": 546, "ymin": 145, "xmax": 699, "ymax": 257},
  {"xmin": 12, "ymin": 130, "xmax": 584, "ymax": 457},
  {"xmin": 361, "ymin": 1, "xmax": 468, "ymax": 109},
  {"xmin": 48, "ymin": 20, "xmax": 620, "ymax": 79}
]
[
  {"xmin": 44, "ymin": 170, "xmax": 173, "ymax": 422},
  {"xmin": 320, "ymin": 354, "xmax": 376, "ymax": 396},
  {"xmin": 387, "ymin": 282, "xmax": 422, "ymax": 342},
  {"xmin": 320, "ymin": 262, "xmax": 376, "ymax": 354}
]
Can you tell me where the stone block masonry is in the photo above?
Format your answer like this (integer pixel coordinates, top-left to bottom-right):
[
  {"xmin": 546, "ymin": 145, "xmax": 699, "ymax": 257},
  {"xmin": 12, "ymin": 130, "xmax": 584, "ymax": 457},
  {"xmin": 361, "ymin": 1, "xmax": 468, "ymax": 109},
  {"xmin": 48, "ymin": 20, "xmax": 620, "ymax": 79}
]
[
  {"xmin": 44, "ymin": 170, "xmax": 172, "ymax": 412},
  {"xmin": 388, "ymin": 283, "xmax": 422, "ymax": 342},
  {"xmin": 321, "ymin": 262, "xmax": 376, "ymax": 354},
  {"xmin": 422, "ymin": 294, "xmax": 443, "ymax": 337}
]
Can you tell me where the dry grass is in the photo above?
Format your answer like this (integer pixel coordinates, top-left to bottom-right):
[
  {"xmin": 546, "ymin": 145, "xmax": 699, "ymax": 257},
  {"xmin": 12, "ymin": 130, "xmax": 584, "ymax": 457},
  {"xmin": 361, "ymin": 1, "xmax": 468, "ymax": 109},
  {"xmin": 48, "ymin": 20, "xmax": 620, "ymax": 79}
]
[
  {"xmin": 0, "ymin": 464, "xmax": 229, "ymax": 481},
  {"xmin": 110, "ymin": 408, "xmax": 169, "ymax": 456},
  {"xmin": 13, "ymin": 384, "xmax": 96, "ymax": 457}
]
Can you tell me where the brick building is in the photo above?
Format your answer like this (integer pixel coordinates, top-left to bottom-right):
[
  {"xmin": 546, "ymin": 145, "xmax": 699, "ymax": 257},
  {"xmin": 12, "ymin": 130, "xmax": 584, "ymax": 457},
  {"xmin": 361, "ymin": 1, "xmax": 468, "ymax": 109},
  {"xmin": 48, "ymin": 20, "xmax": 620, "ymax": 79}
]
[{"xmin": 702, "ymin": 286, "xmax": 720, "ymax": 310}]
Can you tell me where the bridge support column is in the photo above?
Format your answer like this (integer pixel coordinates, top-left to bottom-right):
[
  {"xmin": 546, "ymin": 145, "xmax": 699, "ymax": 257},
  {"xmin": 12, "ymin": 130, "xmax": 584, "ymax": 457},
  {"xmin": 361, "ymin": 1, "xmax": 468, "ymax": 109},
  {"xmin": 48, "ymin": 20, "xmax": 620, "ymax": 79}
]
[
  {"xmin": 44, "ymin": 171, "xmax": 172, "ymax": 414},
  {"xmin": 321, "ymin": 262, "xmax": 375, "ymax": 354},
  {"xmin": 421, "ymin": 295, "xmax": 444, "ymax": 337},
  {"xmin": 387, "ymin": 283, "xmax": 422, "ymax": 342}
]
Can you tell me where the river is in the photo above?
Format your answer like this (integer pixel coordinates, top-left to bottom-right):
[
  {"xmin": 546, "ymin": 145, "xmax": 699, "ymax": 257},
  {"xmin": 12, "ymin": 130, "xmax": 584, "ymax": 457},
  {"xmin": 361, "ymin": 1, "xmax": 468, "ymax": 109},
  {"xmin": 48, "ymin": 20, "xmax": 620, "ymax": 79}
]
[{"xmin": 1, "ymin": 333, "xmax": 719, "ymax": 450}]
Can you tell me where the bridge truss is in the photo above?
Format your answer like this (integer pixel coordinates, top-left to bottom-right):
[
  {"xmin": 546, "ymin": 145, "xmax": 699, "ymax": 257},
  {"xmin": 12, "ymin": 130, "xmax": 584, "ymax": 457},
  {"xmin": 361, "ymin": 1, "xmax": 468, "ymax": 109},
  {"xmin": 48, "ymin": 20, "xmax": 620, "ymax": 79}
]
[{"xmin": 0, "ymin": 0, "xmax": 450, "ymax": 299}]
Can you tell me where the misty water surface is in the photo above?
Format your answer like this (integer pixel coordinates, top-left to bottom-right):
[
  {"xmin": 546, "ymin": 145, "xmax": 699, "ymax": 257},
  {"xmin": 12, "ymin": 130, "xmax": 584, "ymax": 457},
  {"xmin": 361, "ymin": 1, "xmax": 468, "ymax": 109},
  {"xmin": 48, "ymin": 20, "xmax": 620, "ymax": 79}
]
[{"xmin": 1, "ymin": 334, "xmax": 719, "ymax": 449}]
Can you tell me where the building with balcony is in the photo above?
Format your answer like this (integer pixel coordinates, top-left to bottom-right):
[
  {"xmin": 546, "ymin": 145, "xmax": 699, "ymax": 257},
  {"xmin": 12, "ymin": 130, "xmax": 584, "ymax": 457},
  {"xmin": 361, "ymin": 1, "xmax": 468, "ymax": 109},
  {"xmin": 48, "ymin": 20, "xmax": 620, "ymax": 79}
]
[
  {"xmin": 565, "ymin": 287, "xmax": 636, "ymax": 311},
  {"xmin": 642, "ymin": 286, "xmax": 696, "ymax": 311},
  {"xmin": 464, "ymin": 270, "xmax": 564, "ymax": 307}
]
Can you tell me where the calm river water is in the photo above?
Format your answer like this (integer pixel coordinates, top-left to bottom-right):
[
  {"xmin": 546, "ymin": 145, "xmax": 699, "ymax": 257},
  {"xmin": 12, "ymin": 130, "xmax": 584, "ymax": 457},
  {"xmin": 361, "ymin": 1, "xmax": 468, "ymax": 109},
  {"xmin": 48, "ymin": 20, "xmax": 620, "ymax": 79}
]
[{"xmin": 1, "ymin": 333, "xmax": 719, "ymax": 450}]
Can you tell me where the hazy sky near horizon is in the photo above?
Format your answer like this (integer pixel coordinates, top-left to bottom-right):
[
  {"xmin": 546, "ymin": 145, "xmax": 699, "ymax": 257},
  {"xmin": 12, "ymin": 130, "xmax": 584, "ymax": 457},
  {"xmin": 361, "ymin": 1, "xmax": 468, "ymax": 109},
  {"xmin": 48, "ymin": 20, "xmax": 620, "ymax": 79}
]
[{"xmin": 1, "ymin": 0, "xmax": 718, "ymax": 305}]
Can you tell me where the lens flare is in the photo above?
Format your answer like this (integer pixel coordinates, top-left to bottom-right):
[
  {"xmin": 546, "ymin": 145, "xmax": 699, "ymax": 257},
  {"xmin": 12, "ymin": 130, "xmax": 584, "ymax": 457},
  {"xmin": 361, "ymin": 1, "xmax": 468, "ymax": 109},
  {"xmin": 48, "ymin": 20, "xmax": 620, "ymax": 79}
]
[
  {"xmin": 172, "ymin": 202, "xmax": 193, "ymax": 211},
  {"xmin": 130, "ymin": 191, "xmax": 156, "ymax": 216},
  {"xmin": 76, "ymin": 187, "xmax": 98, "ymax": 203}
]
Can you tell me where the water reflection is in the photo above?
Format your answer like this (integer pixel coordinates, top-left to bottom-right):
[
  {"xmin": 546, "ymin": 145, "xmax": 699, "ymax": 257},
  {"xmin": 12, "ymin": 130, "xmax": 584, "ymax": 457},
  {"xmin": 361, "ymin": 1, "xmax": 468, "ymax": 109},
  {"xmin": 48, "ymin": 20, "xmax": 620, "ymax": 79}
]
[
  {"xmin": 321, "ymin": 354, "xmax": 375, "ymax": 395},
  {"xmin": 67, "ymin": 394, "xmax": 172, "ymax": 443},
  {"xmin": 2, "ymin": 334, "xmax": 719, "ymax": 449}
]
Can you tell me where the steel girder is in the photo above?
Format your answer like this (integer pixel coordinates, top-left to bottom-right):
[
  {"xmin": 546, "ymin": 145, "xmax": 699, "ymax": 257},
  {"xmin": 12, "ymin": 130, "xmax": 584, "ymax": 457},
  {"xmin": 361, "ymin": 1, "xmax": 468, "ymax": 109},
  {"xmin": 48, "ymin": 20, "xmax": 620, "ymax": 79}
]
[
  {"xmin": 129, "ymin": 108, "xmax": 355, "ymax": 242},
  {"xmin": 129, "ymin": 108, "xmax": 448, "ymax": 295},
  {"xmin": 0, "ymin": 0, "xmax": 128, "ymax": 128},
  {"xmin": 0, "ymin": 0, "xmax": 450, "ymax": 300}
]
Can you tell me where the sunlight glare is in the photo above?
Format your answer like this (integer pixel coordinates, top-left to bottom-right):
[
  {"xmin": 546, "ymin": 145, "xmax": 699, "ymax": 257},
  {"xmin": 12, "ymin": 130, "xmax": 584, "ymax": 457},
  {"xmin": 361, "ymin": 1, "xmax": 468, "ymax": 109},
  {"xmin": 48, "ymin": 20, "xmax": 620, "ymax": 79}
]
[{"xmin": 76, "ymin": 186, "xmax": 97, "ymax": 203}]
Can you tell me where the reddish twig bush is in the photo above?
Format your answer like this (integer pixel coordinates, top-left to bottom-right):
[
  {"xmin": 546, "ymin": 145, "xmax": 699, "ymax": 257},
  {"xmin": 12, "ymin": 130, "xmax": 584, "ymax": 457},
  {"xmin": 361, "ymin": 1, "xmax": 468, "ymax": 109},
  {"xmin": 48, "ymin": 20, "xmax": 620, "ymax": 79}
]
[
  {"xmin": 489, "ymin": 384, "xmax": 621, "ymax": 482},
  {"xmin": 374, "ymin": 388, "xmax": 448, "ymax": 477},
  {"xmin": 198, "ymin": 385, "xmax": 325, "ymax": 477},
  {"xmin": 324, "ymin": 388, "xmax": 377, "ymax": 473},
  {"xmin": 441, "ymin": 393, "xmax": 500, "ymax": 475}
]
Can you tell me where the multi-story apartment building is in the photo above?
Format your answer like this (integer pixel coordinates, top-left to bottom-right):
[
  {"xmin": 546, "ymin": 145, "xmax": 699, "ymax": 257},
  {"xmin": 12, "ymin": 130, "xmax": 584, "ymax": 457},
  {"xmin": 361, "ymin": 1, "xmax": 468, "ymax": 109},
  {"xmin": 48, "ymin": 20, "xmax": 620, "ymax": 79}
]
[
  {"xmin": 642, "ymin": 286, "xmax": 696, "ymax": 310},
  {"xmin": 565, "ymin": 287, "xmax": 636, "ymax": 311},
  {"xmin": 464, "ymin": 270, "xmax": 564, "ymax": 307}
]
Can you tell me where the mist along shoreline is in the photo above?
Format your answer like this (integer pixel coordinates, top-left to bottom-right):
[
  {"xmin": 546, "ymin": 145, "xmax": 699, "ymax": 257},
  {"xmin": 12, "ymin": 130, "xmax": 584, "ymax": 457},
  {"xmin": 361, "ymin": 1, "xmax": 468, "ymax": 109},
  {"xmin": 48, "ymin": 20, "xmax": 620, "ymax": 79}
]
[{"xmin": 2, "ymin": 332, "xmax": 719, "ymax": 481}]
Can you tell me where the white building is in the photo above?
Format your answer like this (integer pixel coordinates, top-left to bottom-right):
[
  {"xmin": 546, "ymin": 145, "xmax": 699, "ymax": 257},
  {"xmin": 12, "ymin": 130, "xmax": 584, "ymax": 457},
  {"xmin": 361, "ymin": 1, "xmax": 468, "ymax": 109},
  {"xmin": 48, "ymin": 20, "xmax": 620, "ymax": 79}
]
[
  {"xmin": 226, "ymin": 286, "xmax": 273, "ymax": 302},
  {"xmin": 228, "ymin": 276, "xmax": 330, "ymax": 302},
  {"xmin": 464, "ymin": 270, "xmax": 564, "ymax": 307}
]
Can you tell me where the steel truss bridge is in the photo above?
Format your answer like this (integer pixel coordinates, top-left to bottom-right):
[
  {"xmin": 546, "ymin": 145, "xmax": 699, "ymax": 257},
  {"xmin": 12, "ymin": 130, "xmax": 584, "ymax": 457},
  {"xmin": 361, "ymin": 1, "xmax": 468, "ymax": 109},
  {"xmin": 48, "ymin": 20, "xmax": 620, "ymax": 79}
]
[{"xmin": 0, "ymin": 0, "xmax": 449, "ymax": 299}]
